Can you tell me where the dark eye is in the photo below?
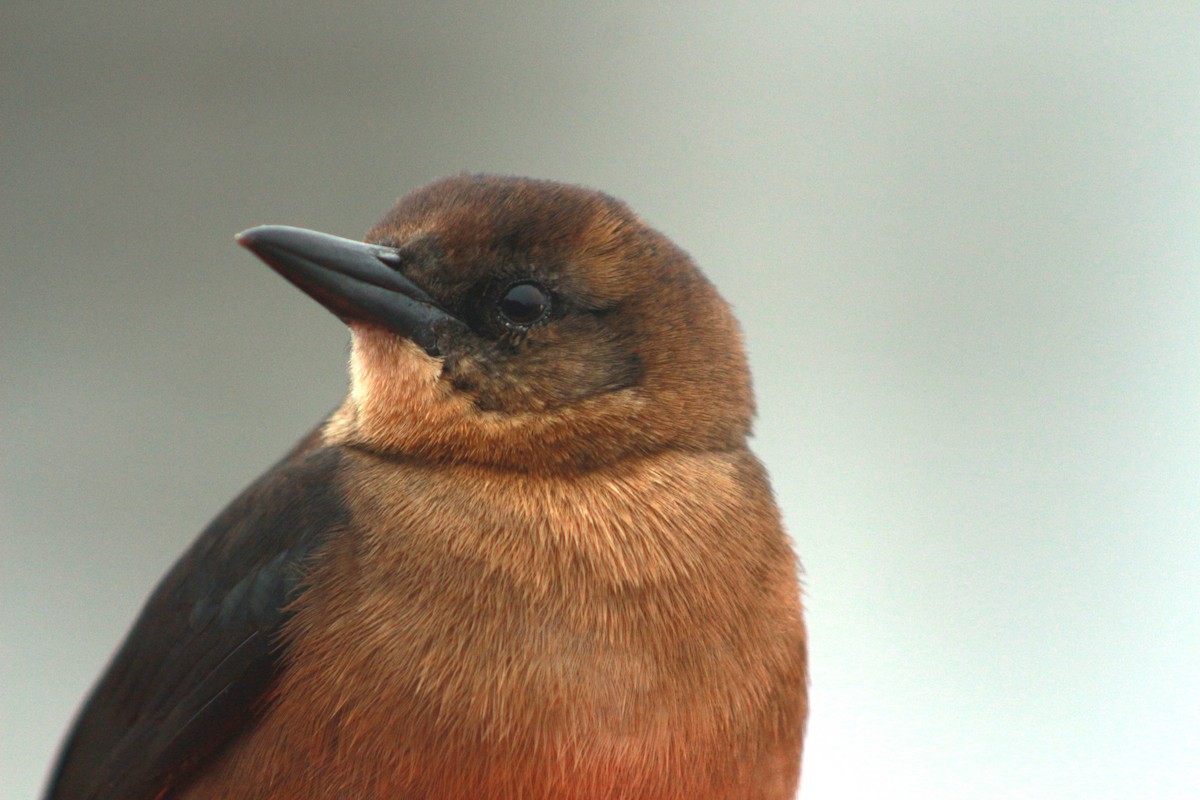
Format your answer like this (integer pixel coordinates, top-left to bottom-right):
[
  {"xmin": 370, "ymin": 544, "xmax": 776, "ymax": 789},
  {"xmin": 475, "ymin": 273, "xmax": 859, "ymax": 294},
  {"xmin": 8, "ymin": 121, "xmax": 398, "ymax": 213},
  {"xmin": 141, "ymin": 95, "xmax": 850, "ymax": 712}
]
[{"xmin": 497, "ymin": 281, "xmax": 550, "ymax": 326}]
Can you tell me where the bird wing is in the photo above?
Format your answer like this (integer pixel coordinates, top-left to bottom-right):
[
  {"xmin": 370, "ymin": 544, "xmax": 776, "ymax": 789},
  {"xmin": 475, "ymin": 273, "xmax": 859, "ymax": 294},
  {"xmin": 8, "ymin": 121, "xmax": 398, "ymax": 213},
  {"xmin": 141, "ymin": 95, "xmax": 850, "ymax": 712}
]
[{"xmin": 45, "ymin": 426, "xmax": 349, "ymax": 800}]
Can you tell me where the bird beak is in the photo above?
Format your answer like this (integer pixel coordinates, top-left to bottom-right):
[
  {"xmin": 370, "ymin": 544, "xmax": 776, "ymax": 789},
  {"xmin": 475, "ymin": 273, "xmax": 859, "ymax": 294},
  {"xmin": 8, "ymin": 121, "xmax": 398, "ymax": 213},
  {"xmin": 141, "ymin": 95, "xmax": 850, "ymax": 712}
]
[{"xmin": 236, "ymin": 225, "xmax": 460, "ymax": 357}]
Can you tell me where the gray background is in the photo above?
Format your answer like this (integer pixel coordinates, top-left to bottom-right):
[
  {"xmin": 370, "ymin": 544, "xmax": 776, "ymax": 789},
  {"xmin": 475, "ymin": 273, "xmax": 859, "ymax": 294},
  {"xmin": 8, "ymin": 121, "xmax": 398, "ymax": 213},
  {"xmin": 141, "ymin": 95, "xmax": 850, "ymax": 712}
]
[{"xmin": 4, "ymin": 3, "xmax": 1198, "ymax": 798}]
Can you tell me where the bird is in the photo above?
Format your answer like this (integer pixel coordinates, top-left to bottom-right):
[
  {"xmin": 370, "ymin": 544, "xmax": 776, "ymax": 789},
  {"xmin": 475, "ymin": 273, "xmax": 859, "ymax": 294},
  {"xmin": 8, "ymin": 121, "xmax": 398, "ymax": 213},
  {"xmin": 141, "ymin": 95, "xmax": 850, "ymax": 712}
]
[{"xmin": 44, "ymin": 174, "xmax": 808, "ymax": 800}]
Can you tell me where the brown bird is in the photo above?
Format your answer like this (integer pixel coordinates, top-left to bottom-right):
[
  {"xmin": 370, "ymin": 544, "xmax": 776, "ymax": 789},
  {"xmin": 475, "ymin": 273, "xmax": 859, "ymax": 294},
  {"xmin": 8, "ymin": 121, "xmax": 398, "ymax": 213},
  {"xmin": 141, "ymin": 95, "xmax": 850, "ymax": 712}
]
[{"xmin": 45, "ymin": 175, "xmax": 808, "ymax": 800}]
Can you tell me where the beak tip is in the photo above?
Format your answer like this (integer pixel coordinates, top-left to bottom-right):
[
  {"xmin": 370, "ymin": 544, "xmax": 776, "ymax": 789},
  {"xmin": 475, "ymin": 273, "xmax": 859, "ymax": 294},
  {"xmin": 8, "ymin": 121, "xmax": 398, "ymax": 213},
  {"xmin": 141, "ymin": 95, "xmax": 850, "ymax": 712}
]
[{"xmin": 235, "ymin": 226, "xmax": 268, "ymax": 251}]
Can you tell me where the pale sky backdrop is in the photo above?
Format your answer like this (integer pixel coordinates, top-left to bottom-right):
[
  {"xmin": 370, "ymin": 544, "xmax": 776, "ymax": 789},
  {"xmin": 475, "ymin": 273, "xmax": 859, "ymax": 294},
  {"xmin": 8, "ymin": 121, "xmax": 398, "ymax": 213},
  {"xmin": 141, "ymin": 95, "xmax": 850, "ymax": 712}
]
[{"xmin": 4, "ymin": 3, "xmax": 1198, "ymax": 798}]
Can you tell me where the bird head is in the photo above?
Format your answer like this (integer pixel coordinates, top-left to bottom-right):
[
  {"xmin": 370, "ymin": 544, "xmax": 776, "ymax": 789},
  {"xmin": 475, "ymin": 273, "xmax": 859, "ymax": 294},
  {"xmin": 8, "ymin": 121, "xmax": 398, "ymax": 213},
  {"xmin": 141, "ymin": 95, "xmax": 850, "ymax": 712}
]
[{"xmin": 238, "ymin": 175, "xmax": 754, "ymax": 472}]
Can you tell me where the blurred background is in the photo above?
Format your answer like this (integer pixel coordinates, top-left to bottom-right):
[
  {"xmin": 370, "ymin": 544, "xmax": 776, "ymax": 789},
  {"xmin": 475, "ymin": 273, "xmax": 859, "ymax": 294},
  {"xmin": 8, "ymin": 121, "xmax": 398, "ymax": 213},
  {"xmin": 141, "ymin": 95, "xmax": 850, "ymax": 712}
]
[{"xmin": 4, "ymin": 2, "xmax": 1198, "ymax": 798}]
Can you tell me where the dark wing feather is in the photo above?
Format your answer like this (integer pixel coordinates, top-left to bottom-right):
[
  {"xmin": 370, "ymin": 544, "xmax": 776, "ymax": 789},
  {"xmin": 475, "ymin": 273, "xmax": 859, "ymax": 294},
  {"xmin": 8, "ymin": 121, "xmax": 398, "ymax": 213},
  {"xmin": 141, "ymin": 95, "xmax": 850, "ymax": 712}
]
[{"xmin": 45, "ymin": 428, "xmax": 349, "ymax": 800}]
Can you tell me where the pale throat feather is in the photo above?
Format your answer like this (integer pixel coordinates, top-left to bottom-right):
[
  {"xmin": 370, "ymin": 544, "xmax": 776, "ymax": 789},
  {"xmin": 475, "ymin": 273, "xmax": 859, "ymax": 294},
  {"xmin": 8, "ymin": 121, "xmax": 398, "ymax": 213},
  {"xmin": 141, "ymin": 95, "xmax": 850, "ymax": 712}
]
[{"xmin": 324, "ymin": 325, "xmax": 470, "ymax": 453}]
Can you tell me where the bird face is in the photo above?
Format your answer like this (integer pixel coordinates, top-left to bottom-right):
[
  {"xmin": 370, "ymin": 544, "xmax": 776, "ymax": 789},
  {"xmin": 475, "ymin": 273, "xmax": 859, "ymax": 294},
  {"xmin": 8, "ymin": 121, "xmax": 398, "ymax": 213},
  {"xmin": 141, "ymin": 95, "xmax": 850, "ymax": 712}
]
[{"xmin": 240, "ymin": 175, "xmax": 754, "ymax": 471}]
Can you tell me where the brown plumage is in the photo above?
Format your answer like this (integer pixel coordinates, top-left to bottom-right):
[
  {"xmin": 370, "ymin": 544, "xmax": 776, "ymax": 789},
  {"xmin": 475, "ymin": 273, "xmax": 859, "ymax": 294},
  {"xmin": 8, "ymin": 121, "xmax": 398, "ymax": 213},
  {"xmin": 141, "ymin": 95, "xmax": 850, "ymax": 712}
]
[{"xmin": 46, "ymin": 175, "xmax": 807, "ymax": 800}]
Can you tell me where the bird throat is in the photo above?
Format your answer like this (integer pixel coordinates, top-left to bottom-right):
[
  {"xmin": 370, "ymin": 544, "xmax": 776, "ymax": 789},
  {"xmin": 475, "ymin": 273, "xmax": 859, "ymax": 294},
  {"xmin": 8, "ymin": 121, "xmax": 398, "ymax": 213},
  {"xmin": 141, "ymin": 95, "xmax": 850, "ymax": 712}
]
[{"xmin": 324, "ymin": 325, "xmax": 467, "ymax": 456}]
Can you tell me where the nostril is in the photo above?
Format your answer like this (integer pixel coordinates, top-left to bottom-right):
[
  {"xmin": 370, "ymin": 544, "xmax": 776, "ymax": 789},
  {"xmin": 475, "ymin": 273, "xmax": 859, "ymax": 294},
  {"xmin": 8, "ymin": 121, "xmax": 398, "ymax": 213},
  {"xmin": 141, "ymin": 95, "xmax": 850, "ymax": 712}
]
[{"xmin": 373, "ymin": 249, "xmax": 405, "ymax": 271}]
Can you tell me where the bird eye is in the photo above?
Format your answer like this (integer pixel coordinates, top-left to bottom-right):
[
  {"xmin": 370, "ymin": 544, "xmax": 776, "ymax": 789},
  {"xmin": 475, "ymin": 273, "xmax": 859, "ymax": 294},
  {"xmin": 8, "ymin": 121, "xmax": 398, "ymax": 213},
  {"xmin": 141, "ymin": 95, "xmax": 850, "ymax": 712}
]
[{"xmin": 497, "ymin": 281, "xmax": 550, "ymax": 326}]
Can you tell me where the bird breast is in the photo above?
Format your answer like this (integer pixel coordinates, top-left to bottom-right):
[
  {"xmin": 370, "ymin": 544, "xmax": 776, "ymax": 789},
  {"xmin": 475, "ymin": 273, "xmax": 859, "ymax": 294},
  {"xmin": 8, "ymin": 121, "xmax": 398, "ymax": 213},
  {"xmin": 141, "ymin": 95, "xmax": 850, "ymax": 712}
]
[{"xmin": 180, "ymin": 446, "xmax": 806, "ymax": 799}]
